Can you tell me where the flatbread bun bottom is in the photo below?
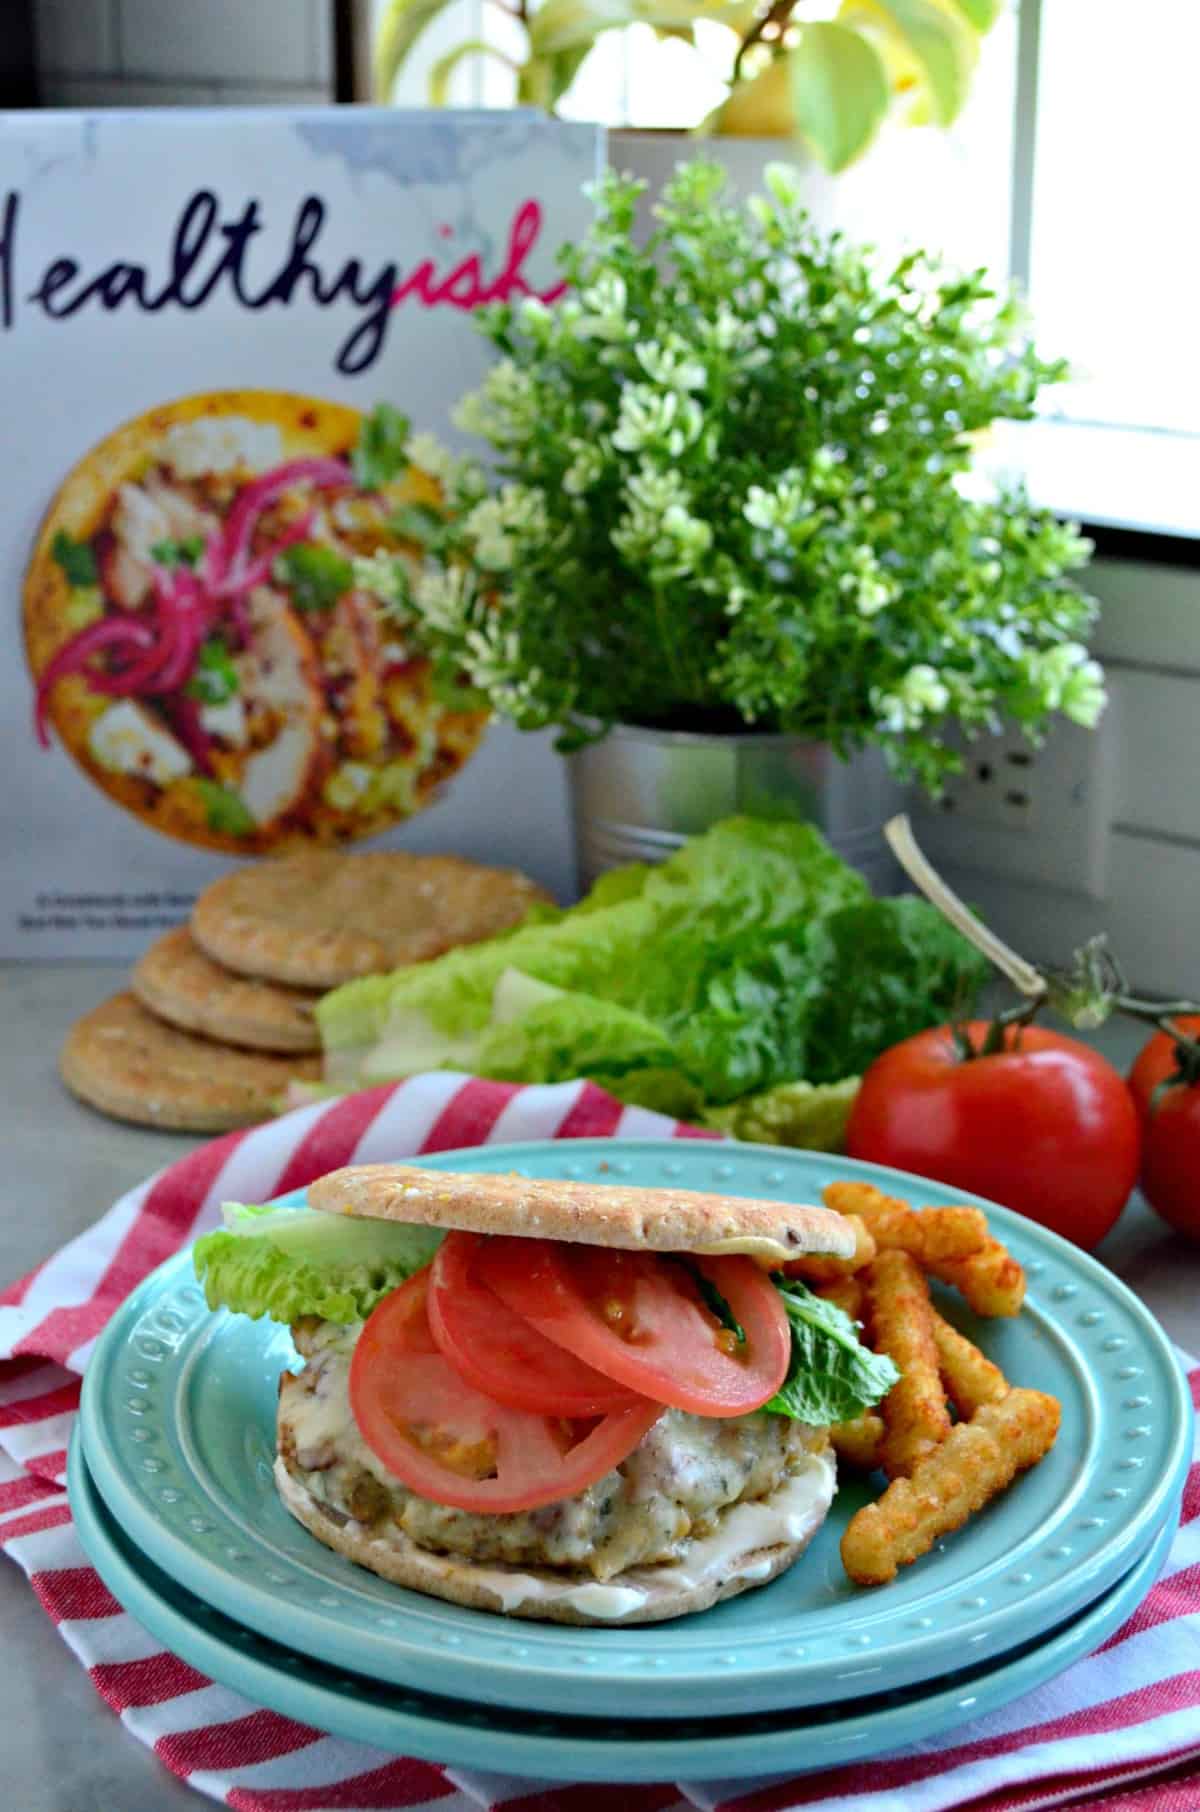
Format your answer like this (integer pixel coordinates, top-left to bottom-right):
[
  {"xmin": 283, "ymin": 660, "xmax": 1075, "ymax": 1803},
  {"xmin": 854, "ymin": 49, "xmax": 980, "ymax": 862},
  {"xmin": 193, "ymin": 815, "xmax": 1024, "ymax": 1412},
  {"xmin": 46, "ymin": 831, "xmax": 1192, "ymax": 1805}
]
[
  {"xmin": 274, "ymin": 1443, "xmax": 836, "ymax": 1627},
  {"xmin": 60, "ymin": 990, "xmax": 320, "ymax": 1131},
  {"xmin": 308, "ymin": 1162, "xmax": 857, "ymax": 1264},
  {"xmin": 131, "ymin": 926, "xmax": 322, "ymax": 1053}
]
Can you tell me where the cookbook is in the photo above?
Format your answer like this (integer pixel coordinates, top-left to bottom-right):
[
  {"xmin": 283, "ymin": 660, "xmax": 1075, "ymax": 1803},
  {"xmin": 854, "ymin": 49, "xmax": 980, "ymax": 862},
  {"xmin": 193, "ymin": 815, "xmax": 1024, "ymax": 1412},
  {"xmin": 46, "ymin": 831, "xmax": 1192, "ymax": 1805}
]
[{"xmin": 1, "ymin": 107, "xmax": 599, "ymax": 956}]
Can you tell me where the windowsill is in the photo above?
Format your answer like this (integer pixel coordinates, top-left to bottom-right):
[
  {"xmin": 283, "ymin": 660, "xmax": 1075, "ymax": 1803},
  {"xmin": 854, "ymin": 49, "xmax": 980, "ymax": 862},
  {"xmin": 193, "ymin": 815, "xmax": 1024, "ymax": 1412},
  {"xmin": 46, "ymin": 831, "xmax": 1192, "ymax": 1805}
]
[{"xmin": 986, "ymin": 419, "xmax": 1200, "ymax": 543}]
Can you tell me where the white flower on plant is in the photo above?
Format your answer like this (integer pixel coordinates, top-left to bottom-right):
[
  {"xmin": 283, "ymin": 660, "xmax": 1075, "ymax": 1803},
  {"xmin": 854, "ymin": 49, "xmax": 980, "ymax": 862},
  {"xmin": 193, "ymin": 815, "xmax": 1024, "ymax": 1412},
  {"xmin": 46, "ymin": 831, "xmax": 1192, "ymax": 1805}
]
[
  {"xmin": 873, "ymin": 665, "xmax": 951, "ymax": 734},
  {"xmin": 519, "ymin": 296, "xmax": 555, "ymax": 340},
  {"xmin": 405, "ymin": 431, "xmax": 457, "ymax": 485},
  {"xmin": 453, "ymin": 359, "xmax": 538, "ymax": 442},
  {"xmin": 743, "ymin": 470, "xmax": 811, "ymax": 535},
  {"xmin": 635, "ymin": 335, "xmax": 707, "ymax": 393},
  {"xmin": 563, "ymin": 439, "xmax": 606, "ymax": 496},
  {"xmin": 575, "ymin": 270, "xmax": 632, "ymax": 344},
  {"xmin": 700, "ymin": 303, "xmax": 754, "ymax": 354},
  {"xmin": 624, "ymin": 463, "xmax": 690, "ymax": 517},
  {"xmin": 498, "ymin": 483, "xmax": 549, "ymax": 533},
  {"xmin": 1026, "ymin": 642, "xmax": 1107, "ymax": 726},
  {"xmin": 465, "ymin": 484, "xmax": 549, "ymax": 570},
  {"xmin": 1061, "ymin": 660, "xmax": 1107, "ymax": 726},
  {"xmin": 464, "ymin": 498, "xmax": 514, "ymax": 570},
  {"xmin": 809, "ymin": 445, "xmax": 847, "ymax": 495},
  {"xmin": 461, "ymin": 619, "xmax": 544, "ymax": 716},
  {"xmin": 613, "ymin": 462, "xmax": 712, "ymax": 578},
  {"xmin": 412, "ymin": 565, "xmax": 472, "ymax": 635},
  {"xmin": 838, "ymin": 545, "xmax": 898, "ymax": 618},
  {"xmin": 611, "ymin": 384, "xmax": 704, "ymax": 457},
  {"xmin": 352, "ymin": 550, "xmax": 407, "ymax": 609}
]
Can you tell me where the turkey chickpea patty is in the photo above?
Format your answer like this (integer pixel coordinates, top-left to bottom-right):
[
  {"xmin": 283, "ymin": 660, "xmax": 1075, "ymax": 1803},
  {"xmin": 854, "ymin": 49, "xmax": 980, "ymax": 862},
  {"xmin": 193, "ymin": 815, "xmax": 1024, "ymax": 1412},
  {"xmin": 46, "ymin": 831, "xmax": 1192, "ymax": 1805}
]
[{"xmin": 279, "ymin": 1318, "xmax": 828, "ymax": 1583}]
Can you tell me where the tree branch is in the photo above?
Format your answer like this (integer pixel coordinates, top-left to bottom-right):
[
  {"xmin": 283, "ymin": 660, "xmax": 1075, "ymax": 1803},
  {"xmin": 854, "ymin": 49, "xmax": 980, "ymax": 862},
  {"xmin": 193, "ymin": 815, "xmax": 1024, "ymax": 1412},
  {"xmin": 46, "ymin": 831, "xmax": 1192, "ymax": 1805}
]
[{"xmin": 733, "ymin": 0, "xmax": 798, "ymax": 90}]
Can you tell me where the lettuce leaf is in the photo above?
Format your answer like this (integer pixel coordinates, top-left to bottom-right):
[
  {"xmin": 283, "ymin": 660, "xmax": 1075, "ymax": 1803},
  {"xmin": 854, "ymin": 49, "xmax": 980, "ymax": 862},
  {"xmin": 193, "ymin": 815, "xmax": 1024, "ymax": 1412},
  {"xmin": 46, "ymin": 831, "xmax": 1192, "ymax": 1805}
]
[
  {"xmin": 319, "ymin": 818, "xmax": 866, "ymax": 1093},
  {"xmin": 316, "ymin": 816, "xmax": 987, "ymax": 1127},
  {"xmin": 702, "ymin": 1076, "xmax": 860, "ymax": 1148},
  {"xmin": 766, "ymin": 1278, "xmax": 900, "ymax": 1426},
  {"xmin": 795, "ymin": 895, "xmax": 990, "ymax": 1084},
  {"xmin": 192, "ymin": 1202, "xmax": 443, "ymax": 1323},
  {"xmin": 194, "ymin": 1210, "xmax": 897, "ymax": 1432}
]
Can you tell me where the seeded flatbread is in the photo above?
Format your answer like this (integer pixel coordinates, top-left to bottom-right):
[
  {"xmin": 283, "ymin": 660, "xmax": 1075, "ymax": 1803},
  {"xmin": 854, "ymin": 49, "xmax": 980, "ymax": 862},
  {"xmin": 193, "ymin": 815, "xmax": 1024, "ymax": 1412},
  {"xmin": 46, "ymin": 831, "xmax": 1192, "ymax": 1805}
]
[
  {"xmin": 132, "ymin": 926, "xmax": 321, "ymax": 1054},
  {"xmin": 60, "ymin": 991, "xmax": 321, "ymax": 1132},
  {"xmin": 274, "ymin": 1444, "xmax": 835, "ymax": 1627},
  {"xmin": 191, "ymin": 850, "xmax": 552, "ymax": 988},
  {"xmin": 307, "ymin": 1163, "xmax": 857, "ymax": 1263}
]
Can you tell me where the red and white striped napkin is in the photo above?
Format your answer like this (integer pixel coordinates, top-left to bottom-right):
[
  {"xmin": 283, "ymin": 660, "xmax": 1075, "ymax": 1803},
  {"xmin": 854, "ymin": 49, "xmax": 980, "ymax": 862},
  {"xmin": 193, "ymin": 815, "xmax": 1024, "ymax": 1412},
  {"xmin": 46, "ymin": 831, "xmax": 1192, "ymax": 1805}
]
[{"xmin": 2, "ymin": 1073, "xmax": 1199, "ymax": 1812}]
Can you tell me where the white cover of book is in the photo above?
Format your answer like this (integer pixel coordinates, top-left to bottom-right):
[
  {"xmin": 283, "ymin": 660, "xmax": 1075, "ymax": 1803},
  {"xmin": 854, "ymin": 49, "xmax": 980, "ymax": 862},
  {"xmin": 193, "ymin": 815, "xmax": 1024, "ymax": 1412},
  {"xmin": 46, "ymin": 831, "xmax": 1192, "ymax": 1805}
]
[{"xmin": 1, "ymin": 107, "xmax": 600, "ymax": 954}]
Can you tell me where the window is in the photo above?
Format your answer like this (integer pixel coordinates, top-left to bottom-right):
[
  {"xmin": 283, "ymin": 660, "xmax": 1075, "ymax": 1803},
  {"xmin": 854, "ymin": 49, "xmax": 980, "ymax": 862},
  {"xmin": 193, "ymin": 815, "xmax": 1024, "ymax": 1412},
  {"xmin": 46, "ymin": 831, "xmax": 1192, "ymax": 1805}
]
[
  {"xmin": 1023, "ymin": 0, "xmax": 1198, "ymax": 437},
  {"xmin": 371, "ymin": 0, "xmax": 1200, "ymax": 480}
]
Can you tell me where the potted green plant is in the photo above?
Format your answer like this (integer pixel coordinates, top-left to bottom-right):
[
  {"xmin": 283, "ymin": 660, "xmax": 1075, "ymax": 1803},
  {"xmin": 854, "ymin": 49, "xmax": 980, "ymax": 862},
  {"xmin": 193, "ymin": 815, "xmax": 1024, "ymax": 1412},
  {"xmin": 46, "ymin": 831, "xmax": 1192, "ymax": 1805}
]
[
  {"xmin": 375, "ymin": 0, "xmax": 1000, "ymax": 174},
  {"xmin": 353, "ymin": 161, "xmax": 1103, "ymax": 890}
]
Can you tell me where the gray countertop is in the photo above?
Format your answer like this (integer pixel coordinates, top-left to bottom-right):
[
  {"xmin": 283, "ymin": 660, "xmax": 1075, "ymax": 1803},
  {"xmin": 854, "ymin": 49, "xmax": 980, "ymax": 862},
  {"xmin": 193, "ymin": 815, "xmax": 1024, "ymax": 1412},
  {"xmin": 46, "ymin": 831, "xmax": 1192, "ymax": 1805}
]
[{"xmin": 1, "ymin": 961, "xmax": 1197, "ymax": 1811}]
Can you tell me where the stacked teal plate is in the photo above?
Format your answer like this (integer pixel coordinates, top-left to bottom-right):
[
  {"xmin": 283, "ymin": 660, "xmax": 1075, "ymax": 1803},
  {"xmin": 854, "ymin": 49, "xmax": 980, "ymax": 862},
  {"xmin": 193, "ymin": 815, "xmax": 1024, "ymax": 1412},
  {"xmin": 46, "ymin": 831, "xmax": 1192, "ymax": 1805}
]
[
  {"xmin": 69, "ymin": 1436, "xmax": 1180, "ymax": 1783},
  {"xmin": 74, "ymin": 1141, "xmax": 1193, "ymax": 1778}
]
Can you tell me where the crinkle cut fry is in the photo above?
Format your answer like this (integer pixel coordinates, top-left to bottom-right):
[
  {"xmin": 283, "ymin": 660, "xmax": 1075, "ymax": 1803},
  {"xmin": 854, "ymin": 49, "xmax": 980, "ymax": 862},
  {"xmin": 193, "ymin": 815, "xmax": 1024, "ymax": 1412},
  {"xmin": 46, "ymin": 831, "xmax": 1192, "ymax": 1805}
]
[
  {"xmin": 927, "ymin": 1241, "xmax": 1027, "ymax": 1318},
  {"xmin": 863, "ymin": 1249, "xmax": 951, "ymax": 1479},
  {"xmin": 930, "ymin": 1306, "xmax": 1010, "ymax": 1418},
  {"xmin": 840, "ymin": 1389, "xmax": 1061, "ymax": 1585},
  {"xmin": 816, "ymin": 1275, "xmax": 864, "ymax": 1322},
  {"xmin": 831, "ymin": 1413, "xmax": 885, "ymax": 1471},
  {"xmin": 823, "ymin": 1180, "xmax": 988, "ymax": 1263},
  {"xmin": 785, "ymin": 1214, "xmax": 876, "ymax": 1281}
]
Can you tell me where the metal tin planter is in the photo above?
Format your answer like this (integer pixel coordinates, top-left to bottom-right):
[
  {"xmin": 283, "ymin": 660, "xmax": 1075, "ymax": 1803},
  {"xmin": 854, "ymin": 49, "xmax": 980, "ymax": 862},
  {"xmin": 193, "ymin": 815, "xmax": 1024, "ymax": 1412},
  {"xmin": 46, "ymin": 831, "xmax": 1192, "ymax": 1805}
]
[{"xmin": 567, "ymin": 724, "xmax": 906, "ymax": 894}]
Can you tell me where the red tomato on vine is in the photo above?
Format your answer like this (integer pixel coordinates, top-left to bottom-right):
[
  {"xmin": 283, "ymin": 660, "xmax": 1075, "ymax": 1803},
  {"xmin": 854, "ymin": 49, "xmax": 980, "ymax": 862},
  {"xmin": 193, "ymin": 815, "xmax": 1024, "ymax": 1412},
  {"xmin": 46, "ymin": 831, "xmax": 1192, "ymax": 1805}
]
[
  {"xmin": 846, "ymin": 1020, "xmax": 1141, "ymax": 1251},
  {"xmin": 1128, "ymin": 1018, "xmax": 1200, "ymax": 1241}
]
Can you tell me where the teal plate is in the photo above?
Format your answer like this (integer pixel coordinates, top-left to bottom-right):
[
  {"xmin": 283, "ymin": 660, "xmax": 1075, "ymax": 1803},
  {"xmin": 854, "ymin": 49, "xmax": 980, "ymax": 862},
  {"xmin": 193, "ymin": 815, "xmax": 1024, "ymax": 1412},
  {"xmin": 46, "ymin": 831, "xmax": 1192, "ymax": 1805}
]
[
  {"xmin": 69, "ymin": 1434, "xmax": 1180, "ymax": 1784},
  {"xmin": 79, "ymin": 1140, "xmax": 1193, "ymax": 1722}
]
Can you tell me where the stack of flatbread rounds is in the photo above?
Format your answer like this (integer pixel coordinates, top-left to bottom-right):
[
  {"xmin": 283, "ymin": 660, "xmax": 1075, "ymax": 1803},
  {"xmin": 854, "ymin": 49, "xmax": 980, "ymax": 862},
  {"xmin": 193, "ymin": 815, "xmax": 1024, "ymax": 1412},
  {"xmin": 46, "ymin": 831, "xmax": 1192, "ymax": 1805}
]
[{"xmin": 60, "ymin": 851, "xmax": 552, "ymax": 1133}]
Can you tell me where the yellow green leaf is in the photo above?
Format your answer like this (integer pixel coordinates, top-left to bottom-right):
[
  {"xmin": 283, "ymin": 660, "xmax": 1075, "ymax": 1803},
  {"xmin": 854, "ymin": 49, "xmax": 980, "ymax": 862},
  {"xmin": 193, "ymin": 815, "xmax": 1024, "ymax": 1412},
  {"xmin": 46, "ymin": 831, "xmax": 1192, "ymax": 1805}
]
[
  {"xmin": 946, "ymin": 0, "xmax": 1000, "ymax": 29},
  {"xmin": 427, "ymin": 39, "xmax": 518, "ymax": 107},
  {"xmin": 517, "ymin": 46, "xmax": 593, "ymax": 109},
  {"xmin": 869, "ymin": 0, "xmax": 975, "ymax": 124},
  {"xmin": 528, "ymin": 0, "xmax": 634, "ymax": 59},
  {"xmin": 374, "ymin": 0, "xmax": 458, "ymax": 101},
  {"xmin": 788, "ymin": 23, "xmax": 891, "ymax": 171},
  {"xmin": 632, "ymin": 0, "xmax": 707, "ymax": 26}
]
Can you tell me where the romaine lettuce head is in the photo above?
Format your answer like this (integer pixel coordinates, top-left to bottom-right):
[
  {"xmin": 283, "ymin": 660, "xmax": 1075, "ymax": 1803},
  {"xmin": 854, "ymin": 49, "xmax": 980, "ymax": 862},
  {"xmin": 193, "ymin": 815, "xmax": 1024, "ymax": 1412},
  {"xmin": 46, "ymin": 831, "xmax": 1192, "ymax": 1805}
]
[
  {"xmin": 193, "ymin": 1202, "xmax": 443, "ymax": 1323},
  {"xmin": 315, "ymin": 816, "xmax": 987, "ymax": 1130},
  {"xmin": 318, "ymin": 817, "xmax": 863, "ymax": 1090}
]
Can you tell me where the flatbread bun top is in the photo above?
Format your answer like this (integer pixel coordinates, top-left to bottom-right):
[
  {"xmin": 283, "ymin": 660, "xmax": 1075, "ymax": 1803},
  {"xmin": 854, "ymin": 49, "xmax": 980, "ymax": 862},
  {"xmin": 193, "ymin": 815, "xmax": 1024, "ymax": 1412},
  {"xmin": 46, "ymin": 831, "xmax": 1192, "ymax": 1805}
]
[{"xmin": 306, "ymin": 1163, "xmax": 856, "ymax": 1263}]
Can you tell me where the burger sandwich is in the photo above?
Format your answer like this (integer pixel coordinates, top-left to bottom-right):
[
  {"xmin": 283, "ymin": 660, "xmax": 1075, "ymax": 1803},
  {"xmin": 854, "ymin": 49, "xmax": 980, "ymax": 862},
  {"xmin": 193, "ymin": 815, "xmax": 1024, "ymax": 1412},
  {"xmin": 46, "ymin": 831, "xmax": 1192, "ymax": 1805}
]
[{"xmin": 194, "ymin": 1163, "xmax": 899, "ymax": 1625}]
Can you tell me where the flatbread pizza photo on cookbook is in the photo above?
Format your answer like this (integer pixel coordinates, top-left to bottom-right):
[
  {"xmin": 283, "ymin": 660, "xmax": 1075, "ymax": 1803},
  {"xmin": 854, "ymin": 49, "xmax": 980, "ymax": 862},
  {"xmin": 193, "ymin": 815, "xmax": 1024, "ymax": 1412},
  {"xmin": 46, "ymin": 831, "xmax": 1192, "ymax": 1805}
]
[{"xmin": 24, "ymin": 389, "xmax": 489, "ymax": 854}]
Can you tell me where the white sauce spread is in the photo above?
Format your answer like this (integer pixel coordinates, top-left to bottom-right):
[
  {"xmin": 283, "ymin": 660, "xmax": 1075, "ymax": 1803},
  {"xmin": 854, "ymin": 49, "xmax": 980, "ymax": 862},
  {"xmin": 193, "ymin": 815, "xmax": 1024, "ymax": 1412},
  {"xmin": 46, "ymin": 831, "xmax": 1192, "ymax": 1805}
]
[{"xmin": 276, "ymin": 1446, "xmax": 834, "ymax": 1623}]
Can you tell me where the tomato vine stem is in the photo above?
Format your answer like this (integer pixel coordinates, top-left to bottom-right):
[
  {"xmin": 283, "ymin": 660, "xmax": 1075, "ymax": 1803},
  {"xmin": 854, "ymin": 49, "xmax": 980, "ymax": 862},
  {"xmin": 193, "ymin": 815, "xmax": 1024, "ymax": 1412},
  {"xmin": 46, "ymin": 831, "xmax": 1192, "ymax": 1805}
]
[{"xmin": 884, "ymin": 813, "xmax": 1200, "ymax": 1081}]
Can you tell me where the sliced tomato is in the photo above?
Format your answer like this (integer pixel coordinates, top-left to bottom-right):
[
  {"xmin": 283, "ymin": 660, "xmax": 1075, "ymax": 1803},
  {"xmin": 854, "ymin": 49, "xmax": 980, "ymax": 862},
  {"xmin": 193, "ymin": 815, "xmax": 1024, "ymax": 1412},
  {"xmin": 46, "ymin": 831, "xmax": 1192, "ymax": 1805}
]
[
  {"xmin": 476, "ymin": 1238, "xmax": 790, "ymax": 1419},
  {"xmin": 428, "ymin": 1230, "xmax": 643, "ymax": 1416},
  {"xmin": 349, "ymin": 1269, "xmax": 662, "ymax": 1514}
]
